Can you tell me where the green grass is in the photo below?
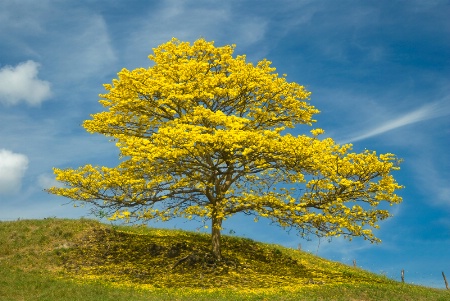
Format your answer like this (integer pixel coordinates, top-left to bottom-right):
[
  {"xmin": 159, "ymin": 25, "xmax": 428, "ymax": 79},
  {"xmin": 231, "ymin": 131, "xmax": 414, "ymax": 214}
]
[{"xmin": 0, "ymin": 218, "xmax": 448, "ymax": 300}]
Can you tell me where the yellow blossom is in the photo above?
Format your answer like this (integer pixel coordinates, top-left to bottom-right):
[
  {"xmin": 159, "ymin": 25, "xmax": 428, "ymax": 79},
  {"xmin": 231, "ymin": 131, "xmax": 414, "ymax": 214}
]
[{"xmin": 47, "ymin": 38, "xmax": 403, "ymax": 259}]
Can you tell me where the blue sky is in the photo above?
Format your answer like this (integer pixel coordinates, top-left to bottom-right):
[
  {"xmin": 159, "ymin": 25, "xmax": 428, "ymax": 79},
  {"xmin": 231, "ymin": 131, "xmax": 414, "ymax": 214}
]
[{"xmin": 1, "ymin": 0, "xmax": 449, "ymax": 288}]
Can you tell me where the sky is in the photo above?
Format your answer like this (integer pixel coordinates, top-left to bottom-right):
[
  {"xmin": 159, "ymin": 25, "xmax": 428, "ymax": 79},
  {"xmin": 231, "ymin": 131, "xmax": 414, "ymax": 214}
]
[{"xmin": 1, "ymin": 0, "xmax": 449, "ymax": 289}]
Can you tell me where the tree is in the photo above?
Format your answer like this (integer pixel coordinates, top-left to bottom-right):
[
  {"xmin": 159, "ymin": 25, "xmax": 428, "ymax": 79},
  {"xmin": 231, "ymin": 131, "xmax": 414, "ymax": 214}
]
[{"xmin": 48, "ymin": 38, "xmax": 403, "ymax": 260}]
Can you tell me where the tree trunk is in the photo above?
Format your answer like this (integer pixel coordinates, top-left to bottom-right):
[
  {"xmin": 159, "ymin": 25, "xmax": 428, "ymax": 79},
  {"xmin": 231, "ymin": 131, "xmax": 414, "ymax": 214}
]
[{"xmin": 211, "ymin": 213, "xmax": 222, "ymax": 261}]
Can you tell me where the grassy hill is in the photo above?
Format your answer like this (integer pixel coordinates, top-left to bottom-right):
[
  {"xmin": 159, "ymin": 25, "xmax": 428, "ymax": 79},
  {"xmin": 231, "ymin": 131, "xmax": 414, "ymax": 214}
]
[{"xmin": 0, "ymin": 218, "xmax": 448, "ymax": 301}]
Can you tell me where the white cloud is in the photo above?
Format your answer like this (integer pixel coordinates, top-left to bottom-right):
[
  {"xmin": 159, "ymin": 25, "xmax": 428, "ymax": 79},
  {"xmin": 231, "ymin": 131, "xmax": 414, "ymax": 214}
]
[
  {"xmin": 0, "ymin": 60, "xmax": 52, "ymax": 106},
  {"xmin": 0, "ymin": 149, "xmax": 29, "ymax": 194},
  {"xmin": 343, "ymin": 100, "xmax": 450, "ymax": 143}
]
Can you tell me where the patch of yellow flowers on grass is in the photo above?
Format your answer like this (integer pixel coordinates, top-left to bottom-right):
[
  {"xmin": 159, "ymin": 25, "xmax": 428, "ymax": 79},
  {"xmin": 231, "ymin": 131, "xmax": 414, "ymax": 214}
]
[{"xmin": 59, "ymin": 225, "xmax": 387, "ymax": 294}]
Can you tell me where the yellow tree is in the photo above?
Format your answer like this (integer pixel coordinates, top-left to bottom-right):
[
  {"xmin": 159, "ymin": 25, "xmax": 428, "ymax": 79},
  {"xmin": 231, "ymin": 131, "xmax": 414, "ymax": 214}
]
[{"xmin": 48, "ymin": 38, "xmax": 403, "ymax": 260}]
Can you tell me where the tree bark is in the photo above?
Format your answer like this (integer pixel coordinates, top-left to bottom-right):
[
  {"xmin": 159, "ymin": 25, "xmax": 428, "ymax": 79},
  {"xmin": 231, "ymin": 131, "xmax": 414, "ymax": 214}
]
[{"xmin": 211, "ymin": 212, "xmax": 222, "ymax": 261}]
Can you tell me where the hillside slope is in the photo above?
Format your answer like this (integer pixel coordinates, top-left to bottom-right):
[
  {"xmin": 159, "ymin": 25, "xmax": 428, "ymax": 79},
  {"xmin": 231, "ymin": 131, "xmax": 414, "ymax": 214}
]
[{"xmin": 0, "ymin": 218, "xmax": 448, "ymax": 301}]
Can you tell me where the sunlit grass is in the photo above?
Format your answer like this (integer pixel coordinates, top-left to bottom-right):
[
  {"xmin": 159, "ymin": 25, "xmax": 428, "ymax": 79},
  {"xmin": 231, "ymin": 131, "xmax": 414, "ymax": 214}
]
[
  {"xmin": 1, "ymin": 218, "xmax": 448, "ymax": 300},
  {"xmin": 59, "ymin": 224, "xmax": 383, "ymax": 290}
]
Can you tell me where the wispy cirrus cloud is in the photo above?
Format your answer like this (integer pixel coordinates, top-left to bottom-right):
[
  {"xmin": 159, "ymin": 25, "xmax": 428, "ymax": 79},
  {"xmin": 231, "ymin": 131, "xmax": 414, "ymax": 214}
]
[
  {"xmin": 342, "ymin": 99, "xmax": 450, "ymax": 143},
  {"xmin": 409, "ymin": 153, "xmax": 450, "ymax": 210},
  {"xmin": 122, "ymin": 0, "xmax": 268, "ymax": 68}
]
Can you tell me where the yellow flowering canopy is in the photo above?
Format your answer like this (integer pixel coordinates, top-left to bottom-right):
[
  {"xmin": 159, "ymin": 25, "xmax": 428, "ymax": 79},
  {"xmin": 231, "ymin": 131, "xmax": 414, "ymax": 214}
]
[{"xmin": 48, "ymin": 38, "xmax": 403, "ymax": 259}]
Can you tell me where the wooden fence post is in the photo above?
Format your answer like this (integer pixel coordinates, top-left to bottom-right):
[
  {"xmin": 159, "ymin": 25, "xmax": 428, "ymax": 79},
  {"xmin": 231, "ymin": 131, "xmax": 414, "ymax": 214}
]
[
  {"xmin": 443, "ymin": 271, "xmax": 449, "ymax": 290},
  {"xmin": 353, "ymin": 259, "xmax": 356, "ymax": 267},
  {"xmin": 401, "ymin": 269, "xmax": 405, "ymax": 283}
]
